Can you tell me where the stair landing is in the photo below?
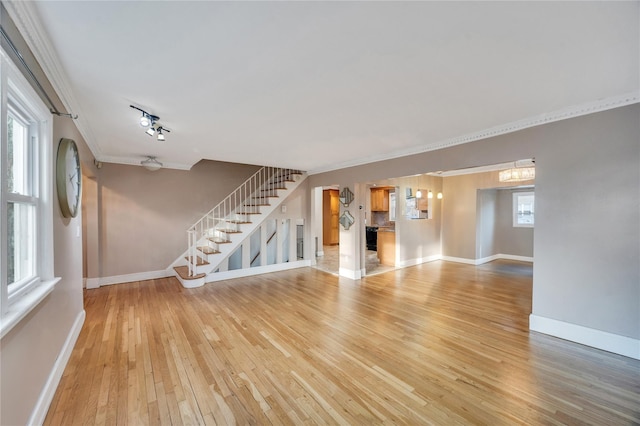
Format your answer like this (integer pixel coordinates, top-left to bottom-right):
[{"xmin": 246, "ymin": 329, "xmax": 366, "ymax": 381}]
[{"xmin": 173, "ymin": 266, "xmax": 206, "ymax": 288}]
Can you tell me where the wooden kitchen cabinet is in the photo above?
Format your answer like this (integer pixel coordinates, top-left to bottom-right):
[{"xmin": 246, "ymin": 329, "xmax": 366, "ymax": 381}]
[{"xmin": 371, "ymin": 188, "xmax": 389, "ymax": 211}]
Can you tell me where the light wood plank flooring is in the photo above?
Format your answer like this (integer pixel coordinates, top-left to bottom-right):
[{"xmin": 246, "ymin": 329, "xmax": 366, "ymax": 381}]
[{"xmin": 45, "ymin": 260, "xmax": 640, "ymax": 425}]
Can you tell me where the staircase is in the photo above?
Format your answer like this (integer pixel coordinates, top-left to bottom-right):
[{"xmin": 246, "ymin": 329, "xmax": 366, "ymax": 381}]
[{"xmin": 171, "ymin": 167, "xmax": 306, "ymax": 288}]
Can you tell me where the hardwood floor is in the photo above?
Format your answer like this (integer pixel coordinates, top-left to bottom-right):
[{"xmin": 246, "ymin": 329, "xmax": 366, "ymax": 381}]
[{"xmin": 45, "ymin": 260, "xmax": 640, "ymax": 425}]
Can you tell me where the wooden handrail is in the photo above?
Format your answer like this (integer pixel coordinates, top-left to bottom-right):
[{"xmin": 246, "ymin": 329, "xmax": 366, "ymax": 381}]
[{"xmin": 250, "ymin": 230, "xmax": 278, "ymax": 266}]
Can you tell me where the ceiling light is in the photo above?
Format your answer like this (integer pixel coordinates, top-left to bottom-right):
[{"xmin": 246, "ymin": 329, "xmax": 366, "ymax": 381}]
[
  {"xmin": 427, "ymin": 190, "xmax": 433, "ymax": 199},
  {"xmin": 437, "ymin": 192, "xmax": 443, "ymax": 199},
  {"xmin": 130, "ymin": 105, "xmax": 168, "ymax": 140},
  {"xmin": 499, "ymin": 166, "xmax": 535, "ymax": 182},
  {"xmin": 141, "ymin": 156, "xmax": 163, "ymax": 171},
  {"xmin": 157, "ymin": 126, "xmax": 170, "ymax": 141},
  {"xmin": 416, "ymin": 190, "xmax": 422, "ymax": 198},
  {"xmin": 139, "ymin": 113, "xmax": 150, "ymax": 127}
]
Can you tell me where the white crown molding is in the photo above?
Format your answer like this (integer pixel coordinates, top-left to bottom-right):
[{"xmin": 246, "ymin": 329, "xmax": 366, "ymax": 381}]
[
  {"xmin": 308, "ymin": 91, "xmax": 640, "ymax": 175},
  {"xmin": 3, "ymin": 1, "xmax": 102, "ymax": 159}
]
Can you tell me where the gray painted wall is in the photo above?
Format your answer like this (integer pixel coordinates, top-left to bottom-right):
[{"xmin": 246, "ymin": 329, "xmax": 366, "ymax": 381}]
[
  {"xmin": 476, "ymin": 189, "xmax": 498, "ymax": 259},
  {"xmin": 495, "ymin": 189, "xmax": 534, "ymax": 257},
  {"xmin": 533, "ymin": 106, "xmax": 639, "ymax": 339},
  {"xmin": 311, "ymin": 104, "xmax": 640, "ymax": 341},
  {"xmin": 441, "ymin": 171, "xmax": 534, "ymax": 260}
]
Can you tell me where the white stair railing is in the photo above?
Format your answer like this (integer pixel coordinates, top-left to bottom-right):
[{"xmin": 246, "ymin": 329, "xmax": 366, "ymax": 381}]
[{"xmin": 186, "ymin": 167, "xmax": 301, "ymax": 276}]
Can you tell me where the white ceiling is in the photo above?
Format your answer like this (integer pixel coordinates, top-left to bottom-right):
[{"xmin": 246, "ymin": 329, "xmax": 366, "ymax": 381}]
[{"xmin": 9, "ymin": 1, "xmax": 640, "ymax": 173}]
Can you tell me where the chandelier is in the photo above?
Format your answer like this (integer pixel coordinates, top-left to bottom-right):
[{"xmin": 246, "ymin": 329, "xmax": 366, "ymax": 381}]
[{"xmin": 499, "ymin": 164, "xmax": 535, "ymax": 182}]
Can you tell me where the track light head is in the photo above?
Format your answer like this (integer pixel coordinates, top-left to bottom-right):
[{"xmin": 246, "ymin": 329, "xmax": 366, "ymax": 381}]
[
  {"xmin": 139, "ymin": 113, "xmax": 150, "ymax": 127},
  {"xmin": 146, "ymin": 127, "xmax": 156, "ymax": 137},
  {"xmin": 157, "ymin": 129, "xmax": 165, "ymax": 141}
]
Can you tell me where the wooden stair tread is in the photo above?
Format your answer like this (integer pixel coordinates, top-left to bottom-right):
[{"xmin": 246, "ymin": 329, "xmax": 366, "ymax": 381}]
[
  {"xmin": 244, "ymin": 203, "xmax": 270, "ymax": 207},
  {"xmin": 216, "ymin": 229, "xmax": 242, "ymax": 234},
  {"xmin": 227, "ymin": 220, "xmax": 252, "ymax": 224},
  {"xmin": 197, "ymin": 246, "xmax": 220, "ymax": 255},
  {"xmin": 208, "ymin": 237, "xmax": 231, "ymax": 244},
  {"xmin": 236, "ymin": 211, "xmax": 262, "ymax": 215},
  {"xmin": 173, "ymin": 266, "xmax": 205, "ymax": 280},
  {"xmin": 185, "ymin": 256, "xmax": 209, "ymax": 266}
]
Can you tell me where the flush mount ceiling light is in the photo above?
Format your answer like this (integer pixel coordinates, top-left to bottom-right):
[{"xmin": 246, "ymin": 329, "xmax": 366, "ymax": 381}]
[
  {"xmin": 141, "ymin": 156, "xmax": 163, "ymax": 171},
  {"xmin": 130, "ymin": 105, "xmax": 171, "ymax": 141},
  {"xmin": 499, "ymin": 159, "xmax": 536, "ymax": 183}
]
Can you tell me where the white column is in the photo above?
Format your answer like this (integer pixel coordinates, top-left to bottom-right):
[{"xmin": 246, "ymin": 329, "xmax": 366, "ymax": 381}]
[{"xmin": 338, "ymin": 183, "xmax": 363, "ymax": 280}]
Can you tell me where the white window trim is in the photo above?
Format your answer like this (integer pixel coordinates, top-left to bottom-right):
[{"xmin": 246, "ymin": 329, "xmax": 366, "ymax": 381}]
[
  {"xmin": 0, "ymin": 46, "xmax": 57, "ymax": 338},
  {"xmin": 512, "ymin": 191, "xmax": 535, "ymax": 228}
]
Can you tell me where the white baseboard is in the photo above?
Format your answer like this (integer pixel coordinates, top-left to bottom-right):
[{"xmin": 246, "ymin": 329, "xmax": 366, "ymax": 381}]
[
  {"xmin": 316, "ymin": 250, "xmax": 324, "ymax": 257},
  {"xmin": 339, "ymin": 267, "xmax": 362, "ymax": 280},
  {"xmin": 442, "ymin": 253, "xmax": 533, "ymax": 266},
  {"xmin": 206, "ymin": 260, "xmax": 311, "ymax": 282},
  {"xmin": 440, "ymin": 256, "xmax": 479, "ymax": 265},
  {"xmin": 499, "ymin": 254, "xmax": 533, "ymax": 263},
  {"xmin": 85, "ymin": 277, "xmax": 100, "ymax": 289},
  {"xmin": 96, "ymin": 269, "xmax": 174, "ymax": 287},
  {"xmin": 398, "ymin": 254, "xmax": 441, "ymax": 268},
  {"xmin": 28, "ymin": 309, "xmax": 86, "ymax": 425},
  {"xmin": 530, "ymin": 314, "xmax": 640, "ymax": 360}
]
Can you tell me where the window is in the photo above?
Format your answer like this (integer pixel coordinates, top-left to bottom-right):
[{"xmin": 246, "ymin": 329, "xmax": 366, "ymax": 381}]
[
  {"xmin": 1, "ymin": 47, "xmax": 57, "ymax": 337},
  {"xmin": 513, "ymin": 191, "xmax": 534, "ymax": 228}
]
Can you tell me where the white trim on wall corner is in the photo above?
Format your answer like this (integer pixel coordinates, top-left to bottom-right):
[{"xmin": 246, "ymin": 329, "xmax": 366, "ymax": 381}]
[
  {"xmin": 28, "ymin": 309, "xmax": 85, "ymax": 425},
  {"xmin": 339, "ymin": 267, "xmax": 362, "ymax": 280},
  {"xmin": 530, "ymin": 314, "xmax": 640, "ymax": 360}
]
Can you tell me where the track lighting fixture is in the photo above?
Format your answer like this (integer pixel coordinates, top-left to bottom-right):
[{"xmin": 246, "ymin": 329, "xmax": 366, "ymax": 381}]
[{"xmin": 130, "ymin": 105, "xmax": 170, "ymax": 141}]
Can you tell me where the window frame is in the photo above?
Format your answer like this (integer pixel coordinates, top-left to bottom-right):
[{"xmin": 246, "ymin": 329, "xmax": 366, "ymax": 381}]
[
  {"xmin": 512, "ymin": 191, "xmax": 535, "ymax": 228},
  {"xmin": 1, "ymin": 46, "xmax": 58, "ymax": 338}
]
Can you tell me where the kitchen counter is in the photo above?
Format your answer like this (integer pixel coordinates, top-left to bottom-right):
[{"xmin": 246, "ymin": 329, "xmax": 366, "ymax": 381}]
[{"xmin": 377, "ymin": 227, "xmax": 395, "ymax": 232}]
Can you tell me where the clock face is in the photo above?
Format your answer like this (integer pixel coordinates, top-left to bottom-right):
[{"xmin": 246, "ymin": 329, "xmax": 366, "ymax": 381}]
[{"xmin": 56, "ymin": 138, "xmax": 82, "ymax": 218}]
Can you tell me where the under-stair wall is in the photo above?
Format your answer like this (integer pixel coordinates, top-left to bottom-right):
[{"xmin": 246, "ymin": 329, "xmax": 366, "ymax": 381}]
[{"xmin": 171, "ymin": 168, "xmax": 311, "ymax": 288}]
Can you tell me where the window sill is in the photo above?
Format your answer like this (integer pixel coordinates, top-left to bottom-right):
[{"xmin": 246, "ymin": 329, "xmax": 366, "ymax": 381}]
[{"xmin": 1, "ymin": 277, "xmax": 60, "ymax": 339}]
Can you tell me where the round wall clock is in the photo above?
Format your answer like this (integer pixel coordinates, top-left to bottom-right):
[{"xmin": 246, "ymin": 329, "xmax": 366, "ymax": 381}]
[{"xmin": 56, "ymin": 138, "xmax": 82, "ymax": 218}]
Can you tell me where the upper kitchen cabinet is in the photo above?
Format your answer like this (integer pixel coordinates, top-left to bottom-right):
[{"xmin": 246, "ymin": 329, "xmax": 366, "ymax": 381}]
[{"xmin": 371, "ymin": 188, "xmax": 389, "ymax": 211}]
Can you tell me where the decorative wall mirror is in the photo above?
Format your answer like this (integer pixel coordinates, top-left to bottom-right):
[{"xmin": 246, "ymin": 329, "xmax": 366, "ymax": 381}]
[
  {"xmin": 339, "ymin": 187, "xmax": 354, "ymax": 207},
  {"xmin": 339, "ymin": 210, "xmax": 355, "ymax": 230}
]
